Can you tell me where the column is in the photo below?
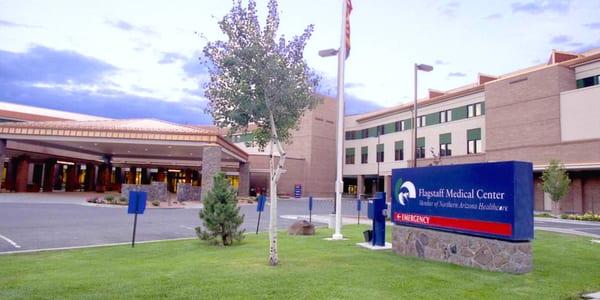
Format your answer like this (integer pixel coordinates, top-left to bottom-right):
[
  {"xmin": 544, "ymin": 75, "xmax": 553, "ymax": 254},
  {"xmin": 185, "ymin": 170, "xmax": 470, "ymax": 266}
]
[
  {"xmin": 129, "ymin": 166, "xmax": 137, "ymax": 184},
  {"xmin": 156, "ymin": 168, "xmax": 166, "ymax": 182},
  {"xmin": 84, "ymin": 163, "xmax": 96, "ymax": 192},
  {"xmin": 15, "ymin": 155, "xmax": 29, "ymax": 192},
  {"xmin": 384, "ymin": 175, "xmax": 392, "ymax": 202},
  {"xmin": 141, "ymin": 167, "xmax": 149, "ymax": 184},
  {"xmin": 5, "ymin": 158, "xmax": 17, "ymax": 191},
  {"xmin": 0, "ymin": 139, "xmax": 5, "ymax": 190},
  {"xmin": 201, "ymin": 146, "xmax": 221, "ymax": 200},
  {"xmin": 96, "ymin": 164, "xmax": 110, "ymax": 193},
  {"xmin": 357, "ymin": 175, "xmax": 364, "ymax": 199},
  {"xmin": 571, "ymin": 177, "xmax": 583, "ymax": 214},
  {"xmin": 238, "ymin": 162, "xmax": 250, "ymax": 197},
  {"xmin": 43, "ymin": 159, "xmax": 57, "ymax": 192},
  {"xmin": 184, "ymin": 168, "xmax": 192, "ymax": 183},
  {"xmin": 65, "ymin": 164, "xmax": 78, "ymax": 192}
]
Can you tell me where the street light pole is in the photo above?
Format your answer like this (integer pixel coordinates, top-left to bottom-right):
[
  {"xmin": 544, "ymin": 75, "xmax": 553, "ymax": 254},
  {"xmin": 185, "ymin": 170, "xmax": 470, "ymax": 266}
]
[{"xmin": 412, "ymin": 63, "xmax": 433, "ymax": 168}]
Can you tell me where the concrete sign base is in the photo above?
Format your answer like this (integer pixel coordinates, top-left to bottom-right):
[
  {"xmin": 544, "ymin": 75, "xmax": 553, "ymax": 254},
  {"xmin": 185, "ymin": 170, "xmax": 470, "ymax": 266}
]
[
  {"xmin": 392, "ymin": 225, "xmax": 532, "ymax": 274},
  {"xmin": 356, "ymin": 242, "xmax": 392, "ymax": 251}
]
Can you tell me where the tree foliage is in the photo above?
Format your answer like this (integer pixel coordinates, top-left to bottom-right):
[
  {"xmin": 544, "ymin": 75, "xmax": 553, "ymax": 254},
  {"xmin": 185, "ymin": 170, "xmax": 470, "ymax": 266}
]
[
  {"xmin": 203, "ymin": 0, "xmax": 321, "ymax": 149},
  {"xmin": 542, "ymin": 159, "xmax": 571, "ymax": 202},
  {"xmin": 196, "ymin": 172, "xmax": 245, "ymax": 246}
]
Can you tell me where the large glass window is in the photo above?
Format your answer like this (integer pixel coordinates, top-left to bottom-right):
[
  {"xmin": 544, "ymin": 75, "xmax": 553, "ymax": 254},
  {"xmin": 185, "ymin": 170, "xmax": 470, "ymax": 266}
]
[
  {"xmin": 467, "ymin": 128, "xmax": 482, "ymax": 154},
  {"xmin": 394, "ymin": 141, "xmax": 404, "ymax": 161},
  {"xmin": 394, "ymin": 120, "xmax": 404, "ymax": 132},
  {"xmin": 416, "ymin": 116, "xmax": 426, "ymax": 128},
  {"xmin": 361, "ymin": 146, "xmax": 368, "ymax": 164},
  {"xmin": 467, "ymin": 103, "xmax": 483, "ymax": 118},
  {"xmin": 439, "ymin": 133, "xmax": 452, "ymax": 156},
  {"xmin": 345, "ymin": 148, "xmax": 355, "ymax": 164},
  {"xmin": 576, "ymin": 75, "xmax": 599, "ymax": 88},
  {"xmin": 439, "ymin": 110, "xmax": 452, "ymax": 123},
  {"xmin": 376, "ymin": 144, "xmax": 384, "ymax": 162},
  {"xmin": 416, "ymin": 137, "xmax": 425, "ymax": 159}
]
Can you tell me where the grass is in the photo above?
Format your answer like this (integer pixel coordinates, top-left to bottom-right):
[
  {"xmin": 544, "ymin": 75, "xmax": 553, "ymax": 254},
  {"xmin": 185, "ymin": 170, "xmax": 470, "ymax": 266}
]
[{"xmin": 0, "ymin": 226, "xmax": 599, "ymax": 299}]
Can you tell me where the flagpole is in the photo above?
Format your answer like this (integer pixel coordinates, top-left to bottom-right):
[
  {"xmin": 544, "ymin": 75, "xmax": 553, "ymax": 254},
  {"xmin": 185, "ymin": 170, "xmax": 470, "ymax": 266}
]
[{"xmin": 332, "ymin": 0, "xmax": 348, "ymax": 240}]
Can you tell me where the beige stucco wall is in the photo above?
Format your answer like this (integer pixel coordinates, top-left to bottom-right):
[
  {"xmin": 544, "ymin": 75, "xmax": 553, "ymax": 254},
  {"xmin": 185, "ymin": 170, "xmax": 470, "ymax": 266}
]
[{"xmin": 560, "ymin": 84, "xmax": 600, "ymax": 142}]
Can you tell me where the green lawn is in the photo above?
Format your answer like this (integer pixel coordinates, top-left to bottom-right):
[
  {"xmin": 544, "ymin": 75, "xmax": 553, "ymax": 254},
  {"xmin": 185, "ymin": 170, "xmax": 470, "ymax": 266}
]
[{"xmin": 1, "ymin": 226, "xmax": 599, "ymax": 299}]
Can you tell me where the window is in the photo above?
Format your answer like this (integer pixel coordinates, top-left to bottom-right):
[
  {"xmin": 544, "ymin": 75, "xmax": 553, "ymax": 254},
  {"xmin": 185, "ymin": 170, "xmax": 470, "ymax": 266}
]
[
  {"xmin": 345, "ymin": 148, "xmax": 355, "ymax": 164},
  {"xmin": 439, "ymin": 110, "xmax": 452, "ymax": 123},
  {"xmin": 377, "ymin": 125, "xmax": 385, "ymax": 136},
  {"xmin": 345, "ymin": 131, "xmax": 355, "ymax": 140},
  {"xmin": 394, "ymin": 121, "xmax": 404, "ymax": 132},
  {"xmin": 467, "ymin": 128, "xmax": 482, "ymax": 154},
  {"xmin": 376, "ymin": 144, "xmax": 384, "ymax": 163},
  {"xmin": 361, "ymin": 146, "xmax": 368, "ymax": 164},
  {"xmin": 362, "ymin": 128, "xmax": 369, "ymax": 139},
  {"xmin": 416, "ymin": 116, "xmax": 426, "ymax": 128},
  {"xmin": 394, "ymin": 141, "xmax": 404, "ymax": 161},
  {"xmin": 416, "ymin": 137, "xmax": 425, "ymax": 159},
  {"xmin": 467, "ymin": 103, "xmax": 483, "ymax": 118},
  {"xmin": 576, "ymin": 75, "xmax": 599, "ymax": 88},
  {"xmin": 439, "ymin": 133, "xmax": 452, "ymax": 157}
]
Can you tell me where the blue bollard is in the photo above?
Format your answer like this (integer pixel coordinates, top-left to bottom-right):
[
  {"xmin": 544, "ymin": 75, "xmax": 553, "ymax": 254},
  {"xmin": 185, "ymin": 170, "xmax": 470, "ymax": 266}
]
[{"xmin": 368, "ymin": 192, "xmax": 387, "ymax": 246}]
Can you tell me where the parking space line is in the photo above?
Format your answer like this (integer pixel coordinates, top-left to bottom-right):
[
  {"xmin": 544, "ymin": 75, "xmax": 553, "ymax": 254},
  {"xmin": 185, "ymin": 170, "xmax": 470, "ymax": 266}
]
[{"xmin": 0, "ymin": 234, "xmax": 21, "ymax": 248}]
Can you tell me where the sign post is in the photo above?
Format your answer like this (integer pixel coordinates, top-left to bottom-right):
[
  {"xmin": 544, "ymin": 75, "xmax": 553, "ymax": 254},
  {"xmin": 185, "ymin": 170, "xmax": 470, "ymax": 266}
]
[
  {"xmin": 308, "ymin": 196, "xmax": 313, "ymax": 223},
  {"xmin": 356, "ymin": 198, "xmax": 361, "ymax": 225},
  {"xmin": 127, "ymin": 191, "xmax": 147, "ymax": 248},
  {"xmin": 256, "ymin": 195, "xmax": 266, "ymax": 234}
]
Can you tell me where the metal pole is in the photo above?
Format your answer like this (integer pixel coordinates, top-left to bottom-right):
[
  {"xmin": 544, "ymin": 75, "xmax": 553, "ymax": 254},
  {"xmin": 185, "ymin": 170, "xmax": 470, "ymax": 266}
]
[
  {"xmin": 131, "ymin": 212, "xmax": 138, "ymax": 248},
  {"xmin": 412, "ymin": 64, "xmax": 418, "ymax": 168},
  {"xmin": 256, "ymin": 211, "xmax": 261, "ymax": 234},
  {"xmin": 332, "ymin": 0, "xmax": 347, "ymax": 240}
]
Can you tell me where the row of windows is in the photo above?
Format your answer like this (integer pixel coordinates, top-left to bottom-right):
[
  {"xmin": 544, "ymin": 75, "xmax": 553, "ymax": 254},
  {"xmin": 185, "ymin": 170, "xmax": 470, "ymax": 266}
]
[
  {"xmin": 346, "ymin": 102, "xmax": 485, "ymax": 140},
  {"xmin": 576, "ymin": 75, "xmax": 600, "ymax": 89},
  {"xmin": 345, "ymin": 129, "xmax": 482, "ymax": 164}
]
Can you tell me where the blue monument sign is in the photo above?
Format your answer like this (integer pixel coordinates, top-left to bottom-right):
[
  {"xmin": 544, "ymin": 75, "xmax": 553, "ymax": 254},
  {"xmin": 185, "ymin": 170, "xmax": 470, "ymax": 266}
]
[{"xmin": 391, "ymin": 161, "xmax": 533, "ymax": 241}]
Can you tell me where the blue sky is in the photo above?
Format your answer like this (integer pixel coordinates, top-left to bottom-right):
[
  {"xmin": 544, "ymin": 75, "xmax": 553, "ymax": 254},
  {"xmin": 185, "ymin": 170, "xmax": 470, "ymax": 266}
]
[{"xmin": 0, "ymin": 0, "xmax": 598, "ymax": 124}]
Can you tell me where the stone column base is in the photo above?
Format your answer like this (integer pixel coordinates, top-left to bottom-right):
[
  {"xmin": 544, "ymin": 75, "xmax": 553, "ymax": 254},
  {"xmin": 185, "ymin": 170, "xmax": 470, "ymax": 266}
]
[{"xmin": 392, "ymin": 225, "xmax": 532, "ymax": 274}]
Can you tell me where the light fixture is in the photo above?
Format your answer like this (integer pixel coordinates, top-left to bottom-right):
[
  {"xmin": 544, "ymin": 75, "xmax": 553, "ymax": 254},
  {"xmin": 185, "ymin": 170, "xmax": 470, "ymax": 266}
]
[
  {"xmin": 318, "ymin": 48, "xmax": 338, "ymax": 57},
  {"xmin": 57, "ymin": 160, "xmax": 75, "ymax": 165},
  {"xmin": 168, "ymin": 169, "xmax": 181, "ymax": 173}
]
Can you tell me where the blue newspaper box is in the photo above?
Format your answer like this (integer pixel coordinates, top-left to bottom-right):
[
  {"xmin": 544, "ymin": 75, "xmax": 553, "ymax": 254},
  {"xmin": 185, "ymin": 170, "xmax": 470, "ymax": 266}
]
[{"xmin": 128, "ymin": 191, "xmax": 147, "ymax": 214}]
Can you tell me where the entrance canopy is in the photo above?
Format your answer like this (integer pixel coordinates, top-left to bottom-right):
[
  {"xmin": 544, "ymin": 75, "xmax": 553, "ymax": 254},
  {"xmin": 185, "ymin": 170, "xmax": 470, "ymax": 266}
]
[{"xmin": 0, "ymin": 118, "xmax": 247, "ymax": 166}]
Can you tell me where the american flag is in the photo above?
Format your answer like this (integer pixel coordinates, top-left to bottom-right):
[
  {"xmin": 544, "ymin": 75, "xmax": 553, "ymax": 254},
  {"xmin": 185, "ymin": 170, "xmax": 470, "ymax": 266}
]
[{"xmin": 345, "ymin": 0, "xmax": 352, "ymax": 59}]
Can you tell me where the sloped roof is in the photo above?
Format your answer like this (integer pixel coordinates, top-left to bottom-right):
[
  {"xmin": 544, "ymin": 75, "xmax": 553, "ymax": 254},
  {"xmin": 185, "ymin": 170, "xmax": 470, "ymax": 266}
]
[{"xmin": 0, "ymin": 118, "xmax": 248, "ymax": 161}]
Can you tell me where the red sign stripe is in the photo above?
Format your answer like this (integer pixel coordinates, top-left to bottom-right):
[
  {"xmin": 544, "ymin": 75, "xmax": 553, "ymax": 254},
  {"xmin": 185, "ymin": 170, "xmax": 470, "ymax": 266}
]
[{"xmin": 394, "ymin": 212, "xmax": 512, "ymax": 236}]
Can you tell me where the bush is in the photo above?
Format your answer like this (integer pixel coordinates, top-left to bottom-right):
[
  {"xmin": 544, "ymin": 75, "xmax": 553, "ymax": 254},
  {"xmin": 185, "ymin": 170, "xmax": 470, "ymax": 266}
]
[
  {"xmin": 195, "ymin": 172, "xmax": 245, "ymax": 246},
  {"xmin": 105, "ymin": 196, "xmax": 115, "ymax": 204},
  {"xmin": 152, "ymin": 200, "xmax": 160, "ymax": 207},
  {"xmin": 560, "ymin": 212, "xmax": 600, "ymax": 222},
  {"xmin": 119, "ymin": 196, "xmax": 128, "ymax": 204}
]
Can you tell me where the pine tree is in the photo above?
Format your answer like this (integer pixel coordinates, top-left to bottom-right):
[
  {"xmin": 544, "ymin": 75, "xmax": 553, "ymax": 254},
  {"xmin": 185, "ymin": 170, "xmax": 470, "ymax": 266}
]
[{"xmin": 196, "ymin": 172, "xmax": 245, "ymax": 246}]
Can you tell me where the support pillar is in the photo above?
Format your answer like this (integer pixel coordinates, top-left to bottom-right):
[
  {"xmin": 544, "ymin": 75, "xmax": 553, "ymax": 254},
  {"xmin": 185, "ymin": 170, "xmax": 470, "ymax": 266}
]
[
  {"xmin": 5, "ymin": 158, "xmax": 17, "ymax": 191},
  {"xmin": 65, "ymin": 164, "xmax": 78, "ymax": 192},
  {"xmin": 0, "ymin": 139, "xmax": 5, "ymax": 190},
  {"xmin": 129, "ymin": 166, "xmax": 137, "ymax": 184},
  {"xmin": 15, "ymin": 155, "xmax": 29, "ymax": 192},
  {"xmin": 184, "ymin": 169, "xmax": 192, "ymax": 183},
  {"xmin": 201, "ymin": 146, "xmax": 221, "ymax": 200},
  {"xmin": 384, "ymin": 175, "xmax": 392, "ymax": 202},
  {"xmin": 357, "ymin": 175, "xmax": 364, "ymax": 199},
  {"xmin": 238, "ymin": 162, "xmax": 250, "ymax": 197},
  {"xmin": 43, "ymin": 159, "xmax": 57, "ymax": 192},
  {"xmin": 141, "ymin": 167, "xmax": 149, "ymax": 184},
  {"xmin": 572, "ymin": 177, "xmax": 583, "ymax": 214},
  {"xmin": 96, "ymin": 164, "xmax": 110, "ymax": 193},
  {"xmin": 156, "ymin": 168, "xmax": 166, "ymax": 182},
  {"xmin": 84, "ymin": 163, "xmax": 96, "ymax": 192}
]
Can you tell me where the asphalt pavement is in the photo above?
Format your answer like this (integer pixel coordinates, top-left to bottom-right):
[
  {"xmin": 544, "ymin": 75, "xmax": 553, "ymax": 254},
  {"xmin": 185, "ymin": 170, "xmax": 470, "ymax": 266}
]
[{"xmin": 1, "ymin": 193, "xmax": 599, "ymax": 253}]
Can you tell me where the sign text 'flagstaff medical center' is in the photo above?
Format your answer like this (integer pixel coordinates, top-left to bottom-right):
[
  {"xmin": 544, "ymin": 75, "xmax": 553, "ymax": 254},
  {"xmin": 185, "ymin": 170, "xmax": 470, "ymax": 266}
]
[{"xmin": 391, "ymin": 161, "xmax": 534, "ymax": 241}]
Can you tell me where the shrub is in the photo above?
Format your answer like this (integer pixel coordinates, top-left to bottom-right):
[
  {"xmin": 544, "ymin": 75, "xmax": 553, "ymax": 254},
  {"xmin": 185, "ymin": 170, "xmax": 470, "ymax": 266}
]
[
  {"xmin": 105, "ymin": 196, "xmax": 115, "ymax": 204},
  {"xmin": 560, "ymin": 212, "xmax": 600, "ymax": 222},
  {"xmin": 119, "ymin": 196, "xmax": 128, "ymax": 204},
  {"xmin": 152, "ymin": 200, "xmax": 160, "ymax": 207},
  {"xmin": 195, "ymin": 172, "xmax": 245, "ymax": 246}
]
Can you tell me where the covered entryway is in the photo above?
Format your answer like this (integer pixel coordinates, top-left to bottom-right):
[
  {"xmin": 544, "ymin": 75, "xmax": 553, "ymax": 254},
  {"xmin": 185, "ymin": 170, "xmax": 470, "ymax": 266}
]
[{"xmin": 0, "ymin": 119, "xmax": 249, "ymax": 199}]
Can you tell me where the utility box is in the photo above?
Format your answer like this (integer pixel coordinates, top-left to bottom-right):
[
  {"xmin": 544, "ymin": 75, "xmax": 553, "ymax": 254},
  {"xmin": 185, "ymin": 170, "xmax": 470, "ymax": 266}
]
[{"xmin": 368, "ymin": 192, "xmax": 387, "ymax": 246}]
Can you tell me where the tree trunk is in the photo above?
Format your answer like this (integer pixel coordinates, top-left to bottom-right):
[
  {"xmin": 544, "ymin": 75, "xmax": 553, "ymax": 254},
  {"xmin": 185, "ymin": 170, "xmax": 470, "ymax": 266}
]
[{"xmin": 267, "ymin": 111, "xmax": 286, "ymax": 266}]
